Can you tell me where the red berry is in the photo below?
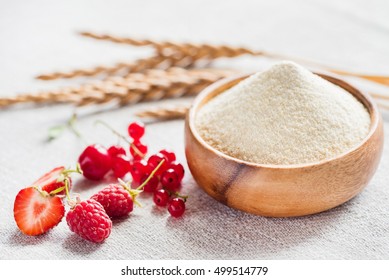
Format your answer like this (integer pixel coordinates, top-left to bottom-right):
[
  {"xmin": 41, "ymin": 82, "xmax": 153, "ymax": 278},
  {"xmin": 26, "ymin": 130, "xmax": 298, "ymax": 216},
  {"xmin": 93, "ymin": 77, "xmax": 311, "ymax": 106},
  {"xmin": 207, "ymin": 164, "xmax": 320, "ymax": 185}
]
[
  {"xmin": 161, "ymin": 169, "xmax": 180, "ymax": 192},
  {"xmin": 42, "ymin": 177, "xmax": 72, "ymax": 195},
  {"xmin": 140, "ymin": 174, "xmax": 159, "ymax": 193},
  {"xmin": 130, "ymin": 140, "xmax": 148, "ymax": 160},
  {"xmin": 14, "ymin": 187, "xmax": 65, "ymax": 236},
  {"xmin": 130, "ymin": 160, "xmax": 149, "ymax": 183},
  {"xmin": 108, "ymin": 145, "xmax": 126, "ymax": 158},
  {"xmin": 66, "ymin": 199, "xmax": 112, "ymax": 243},
  {"xmin": 147, "ymin": 153, "xmax": 168, "ymax": 176},
  {"xmin": 169, "ymin": 161, "xmax": 185, "ymax": 181},
  {"xmin": 153, "ymin": 189, "xmax": 170, "ymax": 207},
  {"xmin": 112, "ymin": 154, "xmax": 132, "ymax": 178},
  {"xmin": 91, "ymin": 184, "xmax": 133, "ymax": 218},
  {"xmin": 128, "ymin": 121, "xmax": 145, "ymax": 140},
  {"xmin": 168, "ymin": 198, "xmax": 186, "ymax": 218},
  {"xmin": 159, "ymin": 149, "xmax": 176, "ymax": 163},
  {"xmin": 78, "ymin": 144, "xmax": 112, "ymax": 181},
  {"xmin": 33, "ymin": 166, "xmax": 64, "ymax": 187},
  {"xmin": 33, "ymin": 166, "xmax": 71, "ymax": 195}
]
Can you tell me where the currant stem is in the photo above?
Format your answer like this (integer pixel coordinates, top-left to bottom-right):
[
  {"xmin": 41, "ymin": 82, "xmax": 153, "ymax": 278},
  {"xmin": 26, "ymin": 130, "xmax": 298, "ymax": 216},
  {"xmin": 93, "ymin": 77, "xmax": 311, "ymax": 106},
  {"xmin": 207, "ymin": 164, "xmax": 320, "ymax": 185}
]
[
  {"xmin": 174, "ymin": 192, "xmax": 189, "ymax": 202},
  {"xmin": 136, "ymin": 159, "xmax": 165, "ymax": 191},
  {"xmin": 95, "ymin": 120, "xmax": 145, "ymax": 158},
  {"xmin": 165, "ymin": 189, "xmax": 188, "ymax": 202}
]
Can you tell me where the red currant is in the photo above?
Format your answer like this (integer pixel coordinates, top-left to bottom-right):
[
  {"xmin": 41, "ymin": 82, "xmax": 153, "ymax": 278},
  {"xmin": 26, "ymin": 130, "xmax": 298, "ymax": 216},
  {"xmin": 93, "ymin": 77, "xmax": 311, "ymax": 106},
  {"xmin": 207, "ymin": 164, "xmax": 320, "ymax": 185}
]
[
  {"xmin": 159, "ymin": 149, "xmax": 176, "ymax": 163},
  {"xmin": 130, "ymin": 140, "xmax": 148, "ymax": 160},
  {"xmin": 161, "ymin": 169, "xmax": 180, "ymax": 191},
  {"xmin": 108, "ymin": 145, "xmax": 126, "ymax": 158},
  {"xmin": 153, "ymin": 189, "xmax": 170, "ymax": 207},
  {"xmin": 140, "ymin": 174, "xmax": 159, "ymax": 193},
  {"xmin": 78, "ymin": 144, "xmax": 112, "ymax": 180},
  {"xmin": 130, "ymin": 160, "xmax": 149, "ymax": 183},
  {"xmin": 128, "ymin": 121, "xmax": 145, "ymax": 140},
  {"xmin": 112, "ymin": 154, "xmax": 132, "ymax": 178},
  {"xmin": 147, "ymin": 153, "xmax": 168, "ymax": 176},
  {"xmin": 168, "ymin": 198, "xmax": 186, "ymax": 217},
  {"xmin": 168, "ymin": 161, "xmax": 185, "ymax": 181}
]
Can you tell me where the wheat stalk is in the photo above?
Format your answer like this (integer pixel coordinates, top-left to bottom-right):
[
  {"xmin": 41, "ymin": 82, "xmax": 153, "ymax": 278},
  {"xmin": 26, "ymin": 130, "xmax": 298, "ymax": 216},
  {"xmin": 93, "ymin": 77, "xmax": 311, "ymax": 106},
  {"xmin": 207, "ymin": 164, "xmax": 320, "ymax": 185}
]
[
  {"xmin": 37, "ymin": 31, "xmax": 389, "ymax": 87},
  {"xmin": 78, "ymin": 68, "xmax": 236, "ymax": 106},
  {"xmin": 36, "ymin": 53, "xmax": 199, "ymax": 80},
  {"xmin": 80, "ymin": 32, "xmax": 389, "ymax": 87},
  {"xmin": 37, "ymin": 31, "xmax": 260, "ymax": 81},
  {"xmin": 0, "ymin": 68, "xmax": 235, "ymax": 107},
  {"xmin": 329, "ymin": 70, "xmax": 389, "ymax": 87},
  {"xmin": 136, "ymin": 104, "xmax": 190, "ymax": 120},
  {"xmin": 80, "ymin": 31, "xmax": 264, "ymax": 59}
]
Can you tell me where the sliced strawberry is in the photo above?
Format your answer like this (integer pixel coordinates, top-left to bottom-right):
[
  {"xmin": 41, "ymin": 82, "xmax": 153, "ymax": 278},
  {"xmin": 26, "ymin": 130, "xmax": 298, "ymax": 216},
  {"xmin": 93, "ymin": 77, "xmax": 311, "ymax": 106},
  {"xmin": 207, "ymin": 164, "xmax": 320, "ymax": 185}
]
[
  {"xmin": 14, "ymin": 187, "xmax": 65, "ymax": 236},
  {"xmin": 32, "ymin": 166, "xmax": 65, "ymax": 187},
  {"xmin": 41, "ymin": 177, "xmax": 72, "ymax": 195},
  {"xmin": 32, "ymin": 166, "xmax": 71, "ymax": 195}
]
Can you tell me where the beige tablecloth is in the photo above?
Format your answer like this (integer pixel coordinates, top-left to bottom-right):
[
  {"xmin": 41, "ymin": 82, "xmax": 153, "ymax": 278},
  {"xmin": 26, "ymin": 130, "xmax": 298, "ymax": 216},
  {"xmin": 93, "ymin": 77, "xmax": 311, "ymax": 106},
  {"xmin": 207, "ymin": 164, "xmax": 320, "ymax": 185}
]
[{"xmin": 0, "ymin": 0, "xmax": 388, "ymax": 259}]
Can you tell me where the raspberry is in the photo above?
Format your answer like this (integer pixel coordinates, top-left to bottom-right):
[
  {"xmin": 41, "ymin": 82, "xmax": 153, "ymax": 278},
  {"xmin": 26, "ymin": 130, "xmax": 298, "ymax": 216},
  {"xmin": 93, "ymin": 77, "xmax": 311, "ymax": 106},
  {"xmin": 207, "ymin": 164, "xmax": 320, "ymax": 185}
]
[
  {"xmin": 66, "ymin": 199, "xmax": 112, "ymax": 243},
  {"xmin": 91, "ymin": 184, "xmax": 133, "ymax": 218}
]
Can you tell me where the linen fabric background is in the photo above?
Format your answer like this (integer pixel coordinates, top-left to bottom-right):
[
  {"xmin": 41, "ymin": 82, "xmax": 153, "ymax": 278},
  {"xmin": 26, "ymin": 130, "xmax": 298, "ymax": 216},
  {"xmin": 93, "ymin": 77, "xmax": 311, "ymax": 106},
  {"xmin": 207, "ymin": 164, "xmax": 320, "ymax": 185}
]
[{"xmin": 0, "ymin": 0, "xmax": 388, "ymax": 259}]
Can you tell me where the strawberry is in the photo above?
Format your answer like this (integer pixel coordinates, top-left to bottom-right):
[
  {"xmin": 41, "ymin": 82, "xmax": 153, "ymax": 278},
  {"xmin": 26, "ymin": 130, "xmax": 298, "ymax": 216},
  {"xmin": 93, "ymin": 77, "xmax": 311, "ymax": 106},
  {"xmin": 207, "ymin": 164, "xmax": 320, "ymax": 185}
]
[
  {"xmin": 32, "ymin": 166, "xmax": 65, "ymax": 188},
  {"xmin": 32, "ymin": 166, "xmax": 82, "ymax": 195},
  {"xmin": 33, "ymin": 166, "xmax": 71, "ymax": 195},
  {"xmin": 13, "ymin": 187, "xmax": 65, "ymax": 236},
  {"xmin": 66, "ymin": 199, "xmax": 112, "ymax": 243}
]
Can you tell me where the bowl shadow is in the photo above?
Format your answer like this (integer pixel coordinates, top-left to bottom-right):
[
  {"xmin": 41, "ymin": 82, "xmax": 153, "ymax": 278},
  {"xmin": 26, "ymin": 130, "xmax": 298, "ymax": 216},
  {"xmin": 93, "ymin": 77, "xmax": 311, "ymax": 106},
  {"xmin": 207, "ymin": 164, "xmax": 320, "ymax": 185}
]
[{"xmin": 164, "ymin": 180, "xmax": 351, "ymax": 259}]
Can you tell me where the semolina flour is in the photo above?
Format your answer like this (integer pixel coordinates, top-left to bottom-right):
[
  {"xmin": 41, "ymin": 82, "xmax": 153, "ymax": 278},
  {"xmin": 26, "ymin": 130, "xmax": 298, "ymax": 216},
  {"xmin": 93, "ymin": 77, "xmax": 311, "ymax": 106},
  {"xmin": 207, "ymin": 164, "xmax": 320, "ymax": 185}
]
[{"xmin": 195, "ymin": 61, "xmax": 371, "ymax": 165}]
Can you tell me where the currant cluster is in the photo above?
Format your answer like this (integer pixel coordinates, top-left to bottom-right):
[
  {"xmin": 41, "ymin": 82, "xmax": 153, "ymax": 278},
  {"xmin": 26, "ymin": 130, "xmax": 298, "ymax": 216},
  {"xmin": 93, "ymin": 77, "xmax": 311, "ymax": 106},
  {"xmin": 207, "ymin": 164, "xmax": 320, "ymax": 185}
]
[
  {"xmin": 77, "ymin": 121, "xmax": 148, "ymax": 181},
  {"xmin": 77, "ymin": 121, "xmax": 187, "ymax": 214}
]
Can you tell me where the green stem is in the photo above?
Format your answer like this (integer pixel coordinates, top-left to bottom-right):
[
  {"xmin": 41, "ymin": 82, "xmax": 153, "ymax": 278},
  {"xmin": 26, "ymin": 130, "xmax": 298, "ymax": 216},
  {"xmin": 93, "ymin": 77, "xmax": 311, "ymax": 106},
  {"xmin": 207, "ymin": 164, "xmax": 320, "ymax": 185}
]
[
  {"xmin": 136, "ymin": 159, "xmax": 165, "ymax": 191},
  {"xmin": 68, "ymin": 114, "xmax": 83, "ymax": 139},
  {"xmin": 118, "ymin": 178, "xmax": 142, "ymax": 208},
  {"xmin": 95, "ymin": 120, "xmax": 145, "ymax": 158},
  {"xmin": 48, "ymin": 165, "xmax": 82, "ymax": 196},
  {"xmin": 174, "ymin": 192, "xmax": 189, "ymax": 202},
  {"xmin": 62, "ymin": 163, "xmax": 83, "ymax": 177},
  {"xmin": 116, "ymin": 160, "xmax": 165, "ymax": 208},
  {"xmin": 49, "ymin": 186, "xmax": 66, "ymax": 195},
  {"xmin": 64, "ymin": 178, "xmax": 71, "ymax": 202}
]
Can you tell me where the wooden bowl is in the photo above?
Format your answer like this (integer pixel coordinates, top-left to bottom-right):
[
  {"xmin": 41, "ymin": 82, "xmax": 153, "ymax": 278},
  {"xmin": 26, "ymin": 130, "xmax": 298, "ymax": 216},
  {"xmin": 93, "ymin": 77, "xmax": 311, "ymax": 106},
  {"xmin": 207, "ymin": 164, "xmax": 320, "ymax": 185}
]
[{"xmin": 185, "ymin": 73, "xmax": 384, "ymax": 217}]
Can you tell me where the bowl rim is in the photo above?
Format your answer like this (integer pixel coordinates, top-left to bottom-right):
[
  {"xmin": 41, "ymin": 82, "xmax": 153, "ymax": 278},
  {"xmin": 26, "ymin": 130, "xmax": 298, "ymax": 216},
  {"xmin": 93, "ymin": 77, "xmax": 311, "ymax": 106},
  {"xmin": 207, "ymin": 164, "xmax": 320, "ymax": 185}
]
[{"xmin": 188, "ymin": 72, "xmax": 380, "ymax": 169}]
